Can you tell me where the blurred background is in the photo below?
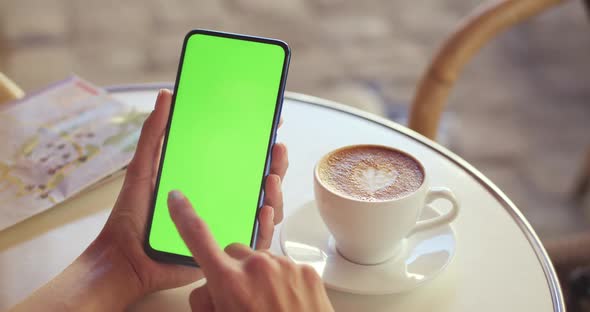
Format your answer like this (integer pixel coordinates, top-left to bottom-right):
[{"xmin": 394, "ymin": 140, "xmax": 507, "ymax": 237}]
[{"xmin": 0, "ymin": 0, "xmax": 589, "ymax": 240}]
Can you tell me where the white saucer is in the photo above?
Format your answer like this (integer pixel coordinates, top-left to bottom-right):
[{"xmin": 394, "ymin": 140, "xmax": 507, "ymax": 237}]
[{"xmin": 280, "ymin": 201, "xmax": 456, "ymax": 295}]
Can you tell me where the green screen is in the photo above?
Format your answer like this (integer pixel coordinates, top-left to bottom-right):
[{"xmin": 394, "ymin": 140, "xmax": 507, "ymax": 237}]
[{"xmin": 148, "ymin": 32, "xmax": 287, "ymax": 257}]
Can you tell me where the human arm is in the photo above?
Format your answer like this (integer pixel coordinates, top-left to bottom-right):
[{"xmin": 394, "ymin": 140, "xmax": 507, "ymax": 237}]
[{"xmin": 9, "ymin": 89, "xmax": 289, "ymax": 311}]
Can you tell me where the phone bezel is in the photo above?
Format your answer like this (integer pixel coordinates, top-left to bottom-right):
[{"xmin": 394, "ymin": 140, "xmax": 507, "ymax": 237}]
[{"xmin": 143, "ymin": 29, "xmax": 291, "ymax": 267}]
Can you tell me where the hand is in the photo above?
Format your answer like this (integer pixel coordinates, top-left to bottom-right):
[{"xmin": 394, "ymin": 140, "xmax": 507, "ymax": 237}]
[
  {"xmin": 91, "ymin": 89, "xmax": 289, "ymax": 300},
  {"xmin": 167, "ymin": 190, "xmax": 334, "ymax": 312}
]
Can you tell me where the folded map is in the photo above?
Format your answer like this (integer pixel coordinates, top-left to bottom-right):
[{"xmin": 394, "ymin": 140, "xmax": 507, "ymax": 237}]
[{"xmin": 0, "ymin": 76, "xmax": 148, "ymax": 231}]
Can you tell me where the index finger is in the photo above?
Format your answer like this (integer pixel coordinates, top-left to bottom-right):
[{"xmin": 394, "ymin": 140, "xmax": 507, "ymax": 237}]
[{"xmin": 167, "ymin": 190, "xmax": 227, "ymax": 273}]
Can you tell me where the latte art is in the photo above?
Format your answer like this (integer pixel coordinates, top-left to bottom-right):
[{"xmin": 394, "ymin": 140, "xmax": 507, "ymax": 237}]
[
  {"xmin": 355, "ymin": 165, "xmax": 399, "ymax": 193},
  {"xmin": 318, "ymin": 145, "xmax": 424, "ymax": 201}
]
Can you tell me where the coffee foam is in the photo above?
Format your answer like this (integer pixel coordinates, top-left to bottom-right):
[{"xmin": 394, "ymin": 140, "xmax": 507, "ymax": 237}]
[{"xmin": 318, "ymin": 146, "xmax": 424, "ymax": 201}]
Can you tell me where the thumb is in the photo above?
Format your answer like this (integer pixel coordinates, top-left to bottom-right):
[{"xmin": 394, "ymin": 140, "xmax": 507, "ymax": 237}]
[
  {"xmin": 126, "ymin": 89, "xmax": 171, "ymax": 183},
  {"xmin": 189, "ymin": 284, "xmax": 214, "ymax": 312}
]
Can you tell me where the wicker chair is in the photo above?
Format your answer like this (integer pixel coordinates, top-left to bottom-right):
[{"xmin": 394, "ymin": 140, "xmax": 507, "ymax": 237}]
[
  {"xmin": 409, "ymin": 0, "xmax": 590, "ymax": 199},
  {"xmin": 0, "ymin": 73, "xmax": 24, "ymax": 104},
  {"xmin": 406, "ymin": 0, "xmax": 589, "ymax": 309},
  {"xmin": 573, "ymin": 148, "xmax": 590, "ymax": 201}
]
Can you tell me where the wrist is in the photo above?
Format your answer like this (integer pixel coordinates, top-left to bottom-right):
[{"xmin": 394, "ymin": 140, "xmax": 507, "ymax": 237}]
[
  {"xmin": 8, "ymin": 237, "xmax": 143, "ymax": 312},
  {"xmin": 76, "ymin": 237, "xmax": 144, "ymax": 310}
]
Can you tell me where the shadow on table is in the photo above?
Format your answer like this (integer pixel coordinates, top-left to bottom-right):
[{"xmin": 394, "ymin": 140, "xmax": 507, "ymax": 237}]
[{"xmin": 328, "ymin": 264, "xmax": 457, "ymax": 311}]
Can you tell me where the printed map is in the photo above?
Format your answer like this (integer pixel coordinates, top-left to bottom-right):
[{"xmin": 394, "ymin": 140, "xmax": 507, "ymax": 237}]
[{"xmin": 0, "ymin": 77, "xmax": 148, "ymax": 230}]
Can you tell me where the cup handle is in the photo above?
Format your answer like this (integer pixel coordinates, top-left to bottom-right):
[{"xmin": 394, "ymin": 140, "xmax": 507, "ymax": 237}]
[{"xmin": 407, "ymin": 187, "xmax": 459, "ymax": 236}]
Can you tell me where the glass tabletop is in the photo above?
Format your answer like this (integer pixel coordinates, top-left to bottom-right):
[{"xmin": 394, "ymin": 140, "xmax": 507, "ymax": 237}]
[{"xmin": 0, "ymin": 84, "xmax": 563, "ymax": 312}]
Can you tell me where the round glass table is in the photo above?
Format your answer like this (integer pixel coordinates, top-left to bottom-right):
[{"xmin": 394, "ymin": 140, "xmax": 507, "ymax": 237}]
[{"xmin": 0, "ymin": 84, "xmax": 563, "ymax": 311}]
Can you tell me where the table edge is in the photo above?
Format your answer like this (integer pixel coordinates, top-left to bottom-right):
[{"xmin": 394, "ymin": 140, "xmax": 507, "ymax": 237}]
[{"xmin": 106, "ymin": 83, "xmax": 564, "ymax": 311}]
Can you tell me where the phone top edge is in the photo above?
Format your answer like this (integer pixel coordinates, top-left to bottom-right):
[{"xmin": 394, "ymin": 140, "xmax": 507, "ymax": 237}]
[{"xmin": 185, "ymin": 29, "xmax": 290, "ymax": 57}]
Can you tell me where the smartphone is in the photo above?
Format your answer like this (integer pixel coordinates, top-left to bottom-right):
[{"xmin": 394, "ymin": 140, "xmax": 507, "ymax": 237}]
[{"xmin": 144, "ymin": 29, "xmax": 290, "ymax": 266}]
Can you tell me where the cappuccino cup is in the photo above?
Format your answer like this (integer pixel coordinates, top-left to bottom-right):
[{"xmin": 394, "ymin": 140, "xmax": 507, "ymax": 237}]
[{"xmin": 314, "ymin": 144, "xmax": 459, "ymax": 265}]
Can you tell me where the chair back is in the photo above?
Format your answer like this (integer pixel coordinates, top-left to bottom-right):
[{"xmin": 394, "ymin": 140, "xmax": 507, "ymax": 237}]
[
  {"xmin": 0, "ymin": 73, "xmax": 24, "ymax": 104},
  {"xmin": 408, "ymin": 0, "xmax": 566, "ymax": 140}
]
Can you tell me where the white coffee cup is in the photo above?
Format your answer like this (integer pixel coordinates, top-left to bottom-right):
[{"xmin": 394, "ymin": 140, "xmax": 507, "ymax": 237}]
[{"xmin": 313, "ymin": 145, "xmax": 459, "ymax": 265}]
